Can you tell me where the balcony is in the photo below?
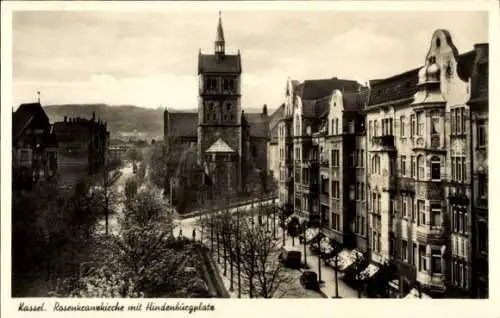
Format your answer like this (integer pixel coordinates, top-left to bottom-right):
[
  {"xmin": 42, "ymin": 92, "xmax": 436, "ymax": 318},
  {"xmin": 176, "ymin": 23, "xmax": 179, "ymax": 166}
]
[
  {"xmin": 416, "ymin": 225, "xmax": 446, "ymax": 245},
  {"xmin": 320, "ymin": 193, "xmax": 329, "ymax": 205},
  {"xmin": 417, "ymin": 272, "xmax": 446, "ymax": 293},
  {"xmin": 399, "ymin": 177, "xmax": 415, "ymax": 194},
  {"xmin": 320, "ymin": 160, "xmax": 329, "ymax": 168},
  {"xmin": 415, "ymin": 181, "xmax": 444, "ymax": 200},
  {"xmin": 371, "ymin": 135, "xmax": 395, "ymax": 152}
]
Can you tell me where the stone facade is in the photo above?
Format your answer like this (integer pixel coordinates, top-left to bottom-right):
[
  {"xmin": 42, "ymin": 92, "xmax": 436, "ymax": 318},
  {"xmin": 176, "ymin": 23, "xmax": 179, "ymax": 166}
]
[
  {"xmin": 276, "ymin": 30, "xmax": 488, "ymax": 298},
  {"xmin": 164, "ymin": 14, "xmax": 269, "ymax": 200},
  {"xmin": 52, "ymin": 112, "xmax": 109, "ymax": 184}
]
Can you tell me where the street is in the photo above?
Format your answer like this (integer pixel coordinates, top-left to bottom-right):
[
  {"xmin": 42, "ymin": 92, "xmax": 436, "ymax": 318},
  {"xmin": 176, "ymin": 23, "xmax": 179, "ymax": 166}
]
[
  {"xmin": 175, "ymin": 207, "xmax": 359, "ymax": 298},
  {"xmin": 96, "ymin": 162, "xmax": 135, "ymax": 235}
]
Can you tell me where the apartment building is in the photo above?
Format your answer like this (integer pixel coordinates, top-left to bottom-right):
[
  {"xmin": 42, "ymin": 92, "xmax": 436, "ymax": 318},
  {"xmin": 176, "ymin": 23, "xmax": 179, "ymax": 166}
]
[
  {"xmin": 276, "ymin": 29, "xmax": 488, "ymax": 298},
  {"xmin": 365, "ymin": 30, "xmax": 488, "ymax": 298}
]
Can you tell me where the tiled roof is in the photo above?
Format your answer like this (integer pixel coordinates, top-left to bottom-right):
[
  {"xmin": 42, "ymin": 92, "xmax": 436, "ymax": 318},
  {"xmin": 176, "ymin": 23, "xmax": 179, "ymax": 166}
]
[
  {"xmin": 198, "ymin": 54, "xmax": 241, "ymax": 74},
  {"xmin": 205, "ymin": 138, "xmax": 235, "ymax": 153},
  {"xmin": 367, "ymin": 68, "xmax": 420, "ymax": 107},
  {"xmin": 244, "ymin": 112, "xmax": 268, "ymax": 138},
  {"xmin": 343, "ymin": 89, "xmax": 369, "ymax": 112},
  {"xmin": 269, "ymin": 104, "xmax": 285, "ymax": 139},
  {"xmin": 298, "ymin": 78, "xmax": 361, "ymax": 100},
  {"xmin": 368, "ymin": 49, "xmax": 482, "ymax": 107},
  {"xmin": 167, "ymin": 112, "xmax": 198, "ymax": 137},
  {"xmin": 13, "ymin": 103, "xmax": 49, "ymax": 141}
]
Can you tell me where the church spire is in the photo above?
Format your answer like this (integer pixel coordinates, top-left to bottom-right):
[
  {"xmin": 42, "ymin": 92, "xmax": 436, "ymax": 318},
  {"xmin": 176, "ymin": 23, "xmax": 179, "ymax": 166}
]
[{"xmin": 215, "ymin": 11, "xmax": 225, "ymax": 56}]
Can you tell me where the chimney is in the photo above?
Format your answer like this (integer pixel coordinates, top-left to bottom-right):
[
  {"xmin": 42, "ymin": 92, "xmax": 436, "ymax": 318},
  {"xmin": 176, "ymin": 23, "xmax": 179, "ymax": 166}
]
[
  {"xmin": 262, "ymin": 104, "xmax": 268, "ymax": 115},
  {"xmin": 64, "ymin": 116, "xmax": 67, "ymax": 122}
]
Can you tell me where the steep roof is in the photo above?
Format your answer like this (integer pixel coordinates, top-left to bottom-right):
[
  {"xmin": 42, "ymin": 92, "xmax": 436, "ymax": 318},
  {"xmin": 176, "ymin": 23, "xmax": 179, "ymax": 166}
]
[
  {"xmin": 13, "ymin": 103, "xmax": 49, "ymax": 141},
  {"xmin": 167, "ymin": 112, "xmax": 198, "ymax": 138},
  {"xmin": 298, "ymin": 78, "xmax": 361, "ymax": 100},
  {"xmin": 206, "ymin": 138, "xmax": 235, "ymax": 153},
  {"xmin": 269, "ymin": 104, "xmax": 285, "ymax": 140},
  {"xmin": 198, "ymin": 54, "xmax": 241, "ymax": 74},
  {"xmin": 368, "ymin": 49, "xmax": 481, "ymax": 107},
  {"xmin": 244, "ymin": 112, "xmax": 268, "ymax": 138},
  {"xmin": 367, "ymin": 68, "xmax": 420, "ymax": 107}
]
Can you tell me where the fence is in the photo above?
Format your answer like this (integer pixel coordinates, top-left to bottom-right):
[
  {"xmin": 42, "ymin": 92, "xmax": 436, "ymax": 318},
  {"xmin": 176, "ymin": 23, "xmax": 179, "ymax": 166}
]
[{"xmin": 179, "ymin": 196, "xmax": 278, "ymax": 219}]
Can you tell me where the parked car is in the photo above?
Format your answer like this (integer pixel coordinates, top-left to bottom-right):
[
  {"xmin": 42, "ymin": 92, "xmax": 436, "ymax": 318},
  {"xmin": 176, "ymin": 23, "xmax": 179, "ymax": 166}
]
[
  {"xmin": 300, "ymin": 271, "xmax": 319, "ymax": 290},
  {"xmin": 278, "ymin": 249, "xmax": 302, "ymax": 269}
]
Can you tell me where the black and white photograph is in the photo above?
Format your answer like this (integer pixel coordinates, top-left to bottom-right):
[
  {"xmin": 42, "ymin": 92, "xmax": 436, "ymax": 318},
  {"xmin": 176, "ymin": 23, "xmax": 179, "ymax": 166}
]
[{"xmin": 2, "ymin": 0, "xmax": 496, "ymax": 310}]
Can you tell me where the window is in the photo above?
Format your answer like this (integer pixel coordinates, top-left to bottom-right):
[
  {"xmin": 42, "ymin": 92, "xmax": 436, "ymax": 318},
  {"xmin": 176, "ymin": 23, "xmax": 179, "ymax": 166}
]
[
  {"xmin": 412, "ymin": 243, "xmax": 417, "ymax": 266},
  {"xmin": 410, "ymin": 114, "xmax": 416, "ymax": 136},
  {"xmin": 226, "ymin": 102, "xmax": 232, "ymax": 111},
  {"xmin": 417, "ymin": 112, "xmax": 424, "ymax": 136},
  {"xmin": 348, "ymin": 152, "xmax": 355, "ymax": 167},
  {"xmin": 418, "ymin": 200, "xmax": 426, "ymax": 226},
  {"xmin": 431, "ymin": 111, "xmax": 440, "ymax": 134},
  {"xmin": 431, "ymin": 156, "xmax": 441, "ymax": 180},
  {"xmin": 360, "ymin": 150, "xmax": 364, "ymax": 167},
  {"xmin": 400, "ymin": 116, "xmax": 406, "ymax": 137},
  {"xmin": 457, "ymin": 108, "xmax": 462, "ymax": 134},
  {"xmin": 402, "ymin": 240, "xmax": 408, "ymax": 261},
  {"xmin": 207, "ymin": 77, "xmax": 217, "ymax": 90},
  {"xmin": 223, "ymin": 79, "xmax": 234, "ymax": 91},
  {"xmin": 411, "ymin": 156, "xmax": 416, "ymax": 178},
  {"xmin": 417, "ymin": 155, "xmax": 425, "ymax": 180},
  {"xmin": 295, "ymin": 115, "xmax": 300, "ymax": 136},
  {"xmin": 402, "ymin": 197, "xmax": 407, "ymax": 218},
  {"xmin": 400, "ymin": 156, "xmax": 406, "ymax": 176},
  {"xmin": 335, "ymin": 119, "xmax": 339, "ymax": 135},
  {"xmin": 431, "ymin": 203, "xmax": 441, "ymax": 227},
  {"xmin": 478, "ymin": 174, "xmax": 488, "ymax": 202},
  {"xmin": 451, "ymin": 156, "xmax": 466, "ymax": 182},
  {"xmin": 372, "ymin": 155, "xmax": 380, "ymax": 174},
  {"xmin": 431, "ymin": 249, "xmax": 442, "ymax": 274},
  {"xmin": 332, "ymin": 213, "xmax": 340, "ymax": 231},
  {"xmin": 331, "ymin": 150, "xmax": 339, "ymax": 167},
  {"xmin": 419, "ymin": 245, "xmax": 427, "ymax": 272},
  {"xmin": 348, "ymin": 121, "xmax": 354, "ymax": 133},
  {"xmin": 331, "ymin": 181, "xmax": 339, "ymax": 199},
  {"xmin": 477, "ymin": 120, "xmax": 487, "ymax": 147},
  {"xmin": 360, "ymin": 182, "xmax": 365, "ymax": 201}
]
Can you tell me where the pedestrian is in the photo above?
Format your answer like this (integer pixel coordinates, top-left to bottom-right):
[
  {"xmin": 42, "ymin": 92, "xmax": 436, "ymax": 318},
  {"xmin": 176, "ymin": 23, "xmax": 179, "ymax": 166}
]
[
  {"xmin": 179, "ymin": 228, "xmax": 183, "ymax": 238},
  {"xmin": 192, "ymin": 228, "xmax": 196, "ymax": 241}
]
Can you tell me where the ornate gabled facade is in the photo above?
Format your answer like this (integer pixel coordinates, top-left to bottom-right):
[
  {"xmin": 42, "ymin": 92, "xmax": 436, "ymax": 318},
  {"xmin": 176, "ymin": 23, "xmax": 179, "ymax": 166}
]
[
  {"xmin": 164, "ymin": 13, "xmax": 269, "ymax": 205},
  {"xmin": 277, "ymin": 77, "xmax": 367, "ymax": 244},
  {"xmin": 276, "ymin": 29, "xmax": 488, "ymax": 299},
  {"xmin": 365, "ymin": 30, "xmax": 488, "ymax": 298}
]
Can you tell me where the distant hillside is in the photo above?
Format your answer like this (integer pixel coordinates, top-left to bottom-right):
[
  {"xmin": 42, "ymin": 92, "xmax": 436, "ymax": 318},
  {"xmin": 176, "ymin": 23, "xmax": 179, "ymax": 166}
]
[
  {"xmin": 43, "ymin": 104, "xmax": 274, "ymax": 141},
  {"xmin": 43, "ymin": 104, "xmax": 164, "ymax": 140}
]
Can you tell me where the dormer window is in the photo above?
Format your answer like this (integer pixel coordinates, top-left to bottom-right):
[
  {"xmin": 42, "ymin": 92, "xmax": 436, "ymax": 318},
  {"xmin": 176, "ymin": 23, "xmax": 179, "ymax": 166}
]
[
  {"xmin": 436, "ymin": 38, "xmax": 441, "ymax": 48},
  {"xmin": 429, "ymin": 56, "xmax": 436, "ymax": 64}
]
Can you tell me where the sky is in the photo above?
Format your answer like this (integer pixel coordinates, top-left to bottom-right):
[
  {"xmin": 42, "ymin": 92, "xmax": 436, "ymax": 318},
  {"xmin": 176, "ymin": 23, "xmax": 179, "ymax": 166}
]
[{"xmin": 12, "ymin": 10, "xmax": 488, "ymax": 111}]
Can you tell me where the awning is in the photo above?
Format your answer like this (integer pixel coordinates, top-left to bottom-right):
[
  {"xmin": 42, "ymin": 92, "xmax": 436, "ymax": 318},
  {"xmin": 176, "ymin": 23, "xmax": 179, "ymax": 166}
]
[
  {"xmin": 305, "ymin": 228, "xmax": 320, "ymax": 243},
  {"xmin": 359, "ymin": 264, "xmax": 379, "ymax": 281},
  {"xmin": 404, "ymin": 288, "xmax": 432, "ymax": 299},
  {"xmin": 319, "ymin": 237, "xmax": 334, "ymax": 254},
  {"xmin": 335, "ymin": 249, "xmax": 361, "ymax": 271}
]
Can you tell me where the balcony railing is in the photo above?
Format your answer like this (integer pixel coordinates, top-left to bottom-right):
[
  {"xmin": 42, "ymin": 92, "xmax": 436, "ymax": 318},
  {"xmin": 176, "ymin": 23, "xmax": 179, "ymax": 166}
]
[
  {"xmin": 399, "ymin": 177, "xmax": 416, "ymax": 193},
  {"xmin": 371, "ymin": 135, "xmax": 395, "ymax": 151},
  {"xmin": 416, "ymin": 225, "xmax": 446, "ymax": 245}
]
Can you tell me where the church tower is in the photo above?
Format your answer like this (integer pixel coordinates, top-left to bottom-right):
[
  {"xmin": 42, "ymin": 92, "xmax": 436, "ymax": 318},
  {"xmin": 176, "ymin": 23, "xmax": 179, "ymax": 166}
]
[{"xmin": 197, "ymin": 12, "xmax": 243, "ymax": 194}]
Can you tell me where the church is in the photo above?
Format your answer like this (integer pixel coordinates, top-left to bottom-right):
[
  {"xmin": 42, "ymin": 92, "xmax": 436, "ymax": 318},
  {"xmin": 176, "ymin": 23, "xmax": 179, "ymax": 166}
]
[{"xmin": 164, "ymin": 13, "xmax": 269, "ymax": 203}]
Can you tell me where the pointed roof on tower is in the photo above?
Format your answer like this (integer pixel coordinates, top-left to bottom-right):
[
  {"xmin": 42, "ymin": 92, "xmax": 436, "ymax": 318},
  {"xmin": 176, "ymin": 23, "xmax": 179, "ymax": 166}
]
[{"xmin": 216, "ymin": 11, "xmax": 225, "ymax": 43}]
